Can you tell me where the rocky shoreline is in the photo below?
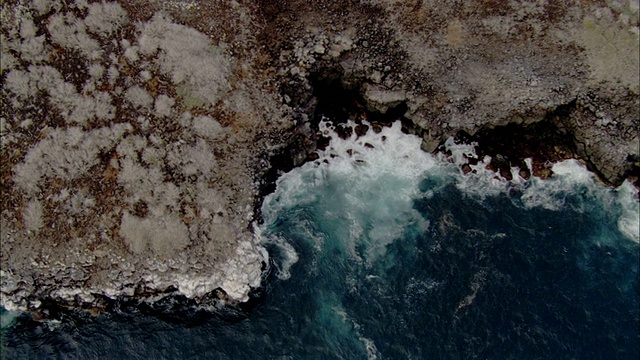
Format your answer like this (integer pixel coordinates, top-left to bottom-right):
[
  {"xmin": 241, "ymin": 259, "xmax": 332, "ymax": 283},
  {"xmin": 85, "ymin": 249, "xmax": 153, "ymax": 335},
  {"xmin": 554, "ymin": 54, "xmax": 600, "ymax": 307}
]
[{"xmin": 1, "ymin": 0, "xmax": 638, "ymax": 317}]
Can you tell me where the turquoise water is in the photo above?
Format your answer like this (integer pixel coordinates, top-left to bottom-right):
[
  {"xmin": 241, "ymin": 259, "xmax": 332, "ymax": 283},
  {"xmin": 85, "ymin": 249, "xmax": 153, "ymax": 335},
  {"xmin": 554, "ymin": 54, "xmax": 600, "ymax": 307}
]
[{"xmin": 2, "ymin": 121, "xmax": 638, "ymax": 359}]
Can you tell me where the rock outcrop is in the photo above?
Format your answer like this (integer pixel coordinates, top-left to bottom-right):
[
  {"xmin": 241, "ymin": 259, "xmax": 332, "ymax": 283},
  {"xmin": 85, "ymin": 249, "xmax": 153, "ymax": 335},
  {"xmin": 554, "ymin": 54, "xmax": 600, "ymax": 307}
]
[{"xmin": 1, "ymin": 0, "xmax": 638, "ymax": 315}]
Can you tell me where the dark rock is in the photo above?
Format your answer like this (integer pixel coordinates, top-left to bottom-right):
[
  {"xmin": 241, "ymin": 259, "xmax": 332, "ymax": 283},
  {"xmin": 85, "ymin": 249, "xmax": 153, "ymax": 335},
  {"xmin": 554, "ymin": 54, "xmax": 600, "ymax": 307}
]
[
  {"xmin": 518, "ymin": 168, "xmax": 531, "ymax": 180},
  {"xmin": 335, "ymin": 124, "xmax": 353, "ymax": 139},
  {"xmin": 535, "ymin": 168, "xmax": 553, "ymax": 179},
  {"xmin": 500, "ymin": 168, "xmax": 513, "ymax": 181},
  {"xmin": 355, "ymin": 124, "xmax": 369, "ymax": 137},
  {"xmin": 317, "ymin": 134, "xmax": 331, "ymax": 150}
]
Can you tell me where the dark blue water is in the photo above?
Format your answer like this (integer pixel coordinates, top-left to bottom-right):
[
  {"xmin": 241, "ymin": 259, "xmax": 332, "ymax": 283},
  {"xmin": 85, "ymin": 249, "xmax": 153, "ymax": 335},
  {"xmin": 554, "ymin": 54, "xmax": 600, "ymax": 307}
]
[{"xmin": 2, "ymin": 121, "xmax": 638, "ymax": 359}]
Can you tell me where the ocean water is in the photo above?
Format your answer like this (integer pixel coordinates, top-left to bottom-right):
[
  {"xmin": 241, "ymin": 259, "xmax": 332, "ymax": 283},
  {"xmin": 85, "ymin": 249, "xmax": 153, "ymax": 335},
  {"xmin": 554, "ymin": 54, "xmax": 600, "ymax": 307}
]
[{"xmin": 2, "ymin": 121, "xmax": 639, "ymax": 359}]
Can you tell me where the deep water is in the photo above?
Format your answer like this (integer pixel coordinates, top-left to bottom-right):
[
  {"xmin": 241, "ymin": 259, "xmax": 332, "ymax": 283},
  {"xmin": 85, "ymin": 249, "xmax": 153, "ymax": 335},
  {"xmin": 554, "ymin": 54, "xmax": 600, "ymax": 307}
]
[{"xmin": 2, "ymin": 121, "xmax": 639, "ymax": 359}]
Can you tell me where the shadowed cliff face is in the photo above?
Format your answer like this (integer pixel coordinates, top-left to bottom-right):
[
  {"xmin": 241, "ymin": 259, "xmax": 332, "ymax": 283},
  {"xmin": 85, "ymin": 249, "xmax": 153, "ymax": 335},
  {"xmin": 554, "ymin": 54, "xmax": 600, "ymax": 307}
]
[{"xmin": 1, "ymin": 0, "xmax": 638, "ymax": 314}]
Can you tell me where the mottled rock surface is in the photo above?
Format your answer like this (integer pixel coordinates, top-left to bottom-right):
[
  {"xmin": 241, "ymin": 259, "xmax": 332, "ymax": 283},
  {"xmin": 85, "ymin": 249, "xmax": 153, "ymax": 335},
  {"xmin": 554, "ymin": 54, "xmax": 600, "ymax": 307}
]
[{"xmin": 1, "ymin": 0, "xmax": 638, "ymax": 314}]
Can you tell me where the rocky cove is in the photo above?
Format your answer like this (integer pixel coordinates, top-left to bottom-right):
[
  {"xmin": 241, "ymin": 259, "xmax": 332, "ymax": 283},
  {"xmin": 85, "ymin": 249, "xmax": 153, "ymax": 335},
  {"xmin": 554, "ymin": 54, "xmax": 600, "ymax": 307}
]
[{"xmin": 1, "ymin": 0, "xmax": 638, "ymax": 317}]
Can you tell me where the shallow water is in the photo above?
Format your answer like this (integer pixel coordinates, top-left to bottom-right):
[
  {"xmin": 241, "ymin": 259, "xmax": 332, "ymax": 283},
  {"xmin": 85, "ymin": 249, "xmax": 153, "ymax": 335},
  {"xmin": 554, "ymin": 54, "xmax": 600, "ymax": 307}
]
[{"xmin": 2, "ymin": 121, "xmax": 638, "ymax": 359}]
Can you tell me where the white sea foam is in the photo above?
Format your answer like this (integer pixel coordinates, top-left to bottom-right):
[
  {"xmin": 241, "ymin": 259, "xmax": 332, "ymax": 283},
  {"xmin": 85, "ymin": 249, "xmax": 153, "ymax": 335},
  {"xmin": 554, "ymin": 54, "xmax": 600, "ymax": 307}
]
[
  {"xmin": 1, "ymin": 308, "xmax": 21, "ymax": 329},
  {"xmin": 444, "ymin": 137, "xmax": 639, "ymax": 243},
  {"xmin": 333, "ymin": 305, "xmax": 380, "ymax": 360},
  {"xmin": 615, "ymin": 180, "xmax": 640, "ymax": 243},
  {"xmin": 142, "ymin": 238, "xmax": 268, "ymax": 302},
  {"xmin": 315, "ymin": 121, "xmax": 435, "ymax": 264},
  {"xmin": 443, "ymin": 137, "xmax": 517, "ymax": 199},
  {"xmin": 361, "ymin": 336, "xmax": 379, "ymax": 360},
  {"xmin": 262, "ymin": 120, "xmax": 639, "ymax": 293},
  {"xmin": 262, "ymin": 120, "xmax": 436, "ymax": 266},
  {"xmin": 522, "ymin": 161, "xmax": 638, "ymax": 243},
  {"xmin": 264, "ymin": 235, "xmax": 299, "ymax": 280},
  {"xmin": 1, "ymin": 237, "xmax": 267, "ymax": 311}
]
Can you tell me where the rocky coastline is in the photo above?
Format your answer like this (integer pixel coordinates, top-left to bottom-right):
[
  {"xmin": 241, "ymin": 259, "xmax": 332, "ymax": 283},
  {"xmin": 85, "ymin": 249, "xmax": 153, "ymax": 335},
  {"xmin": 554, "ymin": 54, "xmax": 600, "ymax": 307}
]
[{"xmin": 1, "ymin": 0, "xmax": 638, "ymax": 317}]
